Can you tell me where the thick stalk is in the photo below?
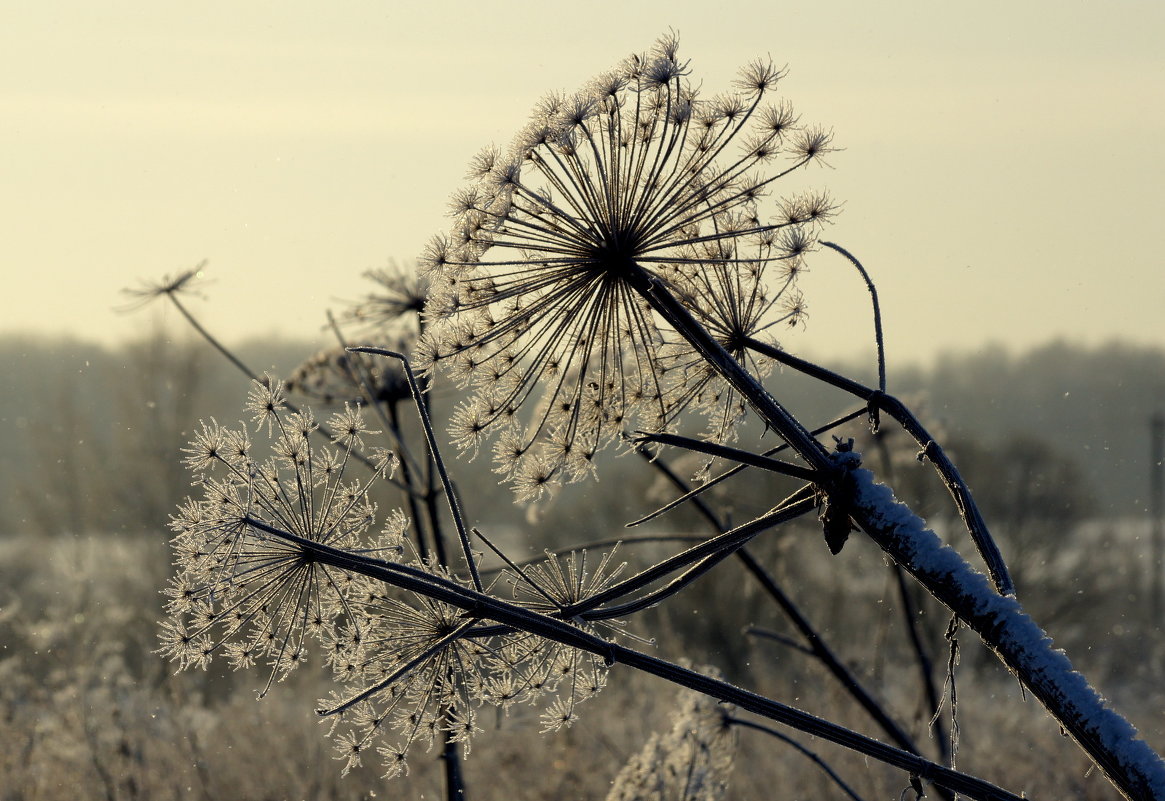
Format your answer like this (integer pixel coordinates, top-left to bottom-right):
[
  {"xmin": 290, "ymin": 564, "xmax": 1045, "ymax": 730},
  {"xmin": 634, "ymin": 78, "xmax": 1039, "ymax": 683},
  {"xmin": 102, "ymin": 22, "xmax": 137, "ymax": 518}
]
[
  {"xmin": 441, "ymin": 724, "xmax": 467, "ymax": 799},
  {"xmin": 743, "ymin": 334, "xmax": 1011, "ymax": 597},
  {"xmin": 622, "ymin": 262, "xmax": 1165, "ymax": 801}
]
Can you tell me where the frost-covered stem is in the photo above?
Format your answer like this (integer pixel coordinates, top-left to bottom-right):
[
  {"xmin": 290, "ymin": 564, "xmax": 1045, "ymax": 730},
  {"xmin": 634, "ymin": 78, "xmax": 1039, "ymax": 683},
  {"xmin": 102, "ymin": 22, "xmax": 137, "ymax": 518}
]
[
  {"xmin": 628, "ymin": 263, "xmax": 1164, "ymax": 799},
  {"xmin": 872, "ymin": 432, "xmax": 949, "ymax": 759},
  {"xmin": 244, "ymin": 517, "xmax": 1026, "ymax": 801},
  {"xmin": 839, "ymin": 456, "xmax": 1165, "ymax": 801},
  {"xmin": 742, "ymin": 334, "xmax": 1012, "ymax": 597}
]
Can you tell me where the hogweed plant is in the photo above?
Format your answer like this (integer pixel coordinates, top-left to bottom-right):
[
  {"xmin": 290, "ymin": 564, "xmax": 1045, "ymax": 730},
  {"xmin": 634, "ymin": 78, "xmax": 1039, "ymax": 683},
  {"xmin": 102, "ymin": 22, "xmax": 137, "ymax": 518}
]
[
  {"xmin": 143, "ymin": 35, "xmax": 1165, "ymax": 801},
  {"xmin": 417, "ymin": 35, "xmax": 828, "ymax": 490}
]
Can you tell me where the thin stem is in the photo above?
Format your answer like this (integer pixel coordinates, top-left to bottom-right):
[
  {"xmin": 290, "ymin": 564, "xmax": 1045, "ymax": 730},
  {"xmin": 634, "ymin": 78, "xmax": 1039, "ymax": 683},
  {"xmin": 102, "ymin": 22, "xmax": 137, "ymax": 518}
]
[
  {"xmin": 744, "ymin": 627, "xmax": 814, "ymax": 656},
  {"xmin": 476, "ymin": 534, "xmax": 707, "ymax": 578},
  {"xmin": 316, "ymin": 618, "xmax": 478, "ymax": 717},
  {"xmin": 168, "ymin": 293, "xmax": 256, "ymax": 380},
  {"xmin": 626, "ymin": 406, "xmax": 868, "ymax": 527},
  {"xmin": 161, "ymin": 292, "xmax": 411, "ymax": 491},
  {"xmin": 631, "ymin": 431, "xmax": 821, "ymax": 482},
  {"xmin": 322, "ymin": 312, "xmax": 435, "ymax": 560},
  {"xmin": 389, "ymin": 401, "xmax": 433, "ymax": 561},
  {"xmin": 472, "ymin": 527, "xmax": 566, "ymax": 612},
  {"xmin": 729, "ymin": 716, "xmax": 870, "ymax": 801},
  {"xmin": 324, "ymin": 311, "xmax": 423, "ymax": 475},
  {"xmin": 821, "ymin": 241, "xmax": 885, "ymax": 393},
  {"xmin": 350, "ymin": 347, "xmax": 482, "ymax": 592},
  {"xmin": 737, "ymin": 552, "xmax": 933, "ymax": 766},
  {"xmin": 560, "ymin": 487, "xmax": 817, "ymax": 620}
]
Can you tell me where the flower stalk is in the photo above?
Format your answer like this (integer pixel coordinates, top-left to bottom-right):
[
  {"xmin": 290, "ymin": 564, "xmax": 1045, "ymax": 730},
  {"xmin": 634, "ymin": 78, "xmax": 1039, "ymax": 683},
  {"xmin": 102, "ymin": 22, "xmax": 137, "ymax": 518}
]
[{"xmin": 247, "ymin": 513, "xmax": 1026, "ymax": 801}]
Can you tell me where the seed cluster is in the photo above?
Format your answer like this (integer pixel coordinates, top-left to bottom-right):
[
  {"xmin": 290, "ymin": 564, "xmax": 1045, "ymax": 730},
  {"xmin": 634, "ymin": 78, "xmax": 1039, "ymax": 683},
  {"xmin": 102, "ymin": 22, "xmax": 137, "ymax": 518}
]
[{"xmin": 418, "ymin": 34, "xmax": 835, "ymax": 496}]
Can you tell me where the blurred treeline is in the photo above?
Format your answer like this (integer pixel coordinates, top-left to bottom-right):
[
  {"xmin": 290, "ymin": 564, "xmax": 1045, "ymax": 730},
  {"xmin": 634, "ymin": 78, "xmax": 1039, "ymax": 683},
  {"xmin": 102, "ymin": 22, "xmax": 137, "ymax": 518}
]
[{"xmin": 1, "ymin": 332, "xmax": 1161, "ymax": 539}]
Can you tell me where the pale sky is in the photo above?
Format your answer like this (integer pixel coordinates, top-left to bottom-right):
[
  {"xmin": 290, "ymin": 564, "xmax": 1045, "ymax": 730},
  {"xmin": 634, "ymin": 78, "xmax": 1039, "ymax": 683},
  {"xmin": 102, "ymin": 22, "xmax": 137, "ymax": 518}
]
[{"xmin": 3, "ymin": 1, "xmax": 1163, "ymax": 364}]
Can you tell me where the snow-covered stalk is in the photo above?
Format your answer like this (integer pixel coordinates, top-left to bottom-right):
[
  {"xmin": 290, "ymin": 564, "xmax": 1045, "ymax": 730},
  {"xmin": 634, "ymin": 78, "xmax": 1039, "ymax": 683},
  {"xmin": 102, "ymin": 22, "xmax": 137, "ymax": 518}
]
[
  {"xmin": 628, "ymin": 262, "xmax": 1165, "ymax": 800},
  {"xmin": 845, "ymin": 458, "xmax": 1165, "ymax": 800}
]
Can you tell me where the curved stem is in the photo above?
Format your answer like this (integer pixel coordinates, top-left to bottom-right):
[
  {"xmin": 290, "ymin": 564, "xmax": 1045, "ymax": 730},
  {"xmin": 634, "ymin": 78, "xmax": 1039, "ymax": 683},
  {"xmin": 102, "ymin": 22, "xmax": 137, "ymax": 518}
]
[
  {"xmin": 168, "ymin": 293, "xmax": 256, "ymax": 380},
  {"xmin": 729, "ymin": 717, "xmax": 869, "ymax": 801},
  {"xmin": 324, "ymin": 311, "xmax": 424, "ymax": 475},
  {"xmin": 821, "ymin": 241, "xmax": 885, "ymax": 393}
]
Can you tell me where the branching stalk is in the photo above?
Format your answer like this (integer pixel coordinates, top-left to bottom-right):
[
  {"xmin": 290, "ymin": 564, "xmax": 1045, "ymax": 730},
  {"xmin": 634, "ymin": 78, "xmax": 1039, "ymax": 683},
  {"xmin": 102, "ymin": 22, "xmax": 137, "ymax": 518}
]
[
  {"xmin": 245, "ymin": 515, "xmax": 1027, "ymax": 801},
  {"xmin": 742, "ymin": 334, "xmax": 1012, "ymax": 597},
  {"xmin": 637, "ymin": 445, "xmax": 938, "ymax": 776},
  {"xmin": 623, "ymin": 261, "xmax": 1163, "ymax": 800}
]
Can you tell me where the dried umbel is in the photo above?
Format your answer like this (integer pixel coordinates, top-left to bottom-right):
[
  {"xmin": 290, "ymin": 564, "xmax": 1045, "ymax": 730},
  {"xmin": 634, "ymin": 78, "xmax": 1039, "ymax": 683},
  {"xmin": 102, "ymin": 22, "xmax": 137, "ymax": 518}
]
[
  {"xmin": 318, "ymin": 549, "xmax": 493, "ymax": 778},
  {"xmin": 340, "ymin": 264, "xmax": 429, "ymax": 336},
  {"xmin": 162, "ymin": 380, "xmax": 620, "ymax": 778},
  {"xmin": 607, "ymin": 678, "xmax": 737, "ymax": 801},
  {"xmin": 286, "ymin": 345, "xmax": 412, "ymax": 408},
  {"xmin": 316, "ymin": 546, "xmax": 623, "ymax": 776},
  {"xmin": 160, "ymin": 380, "xmax": 394, "ymax": 693},
  {"xmin": 419, "ymin": 33, "xmax": 835, "ymax": 496}
]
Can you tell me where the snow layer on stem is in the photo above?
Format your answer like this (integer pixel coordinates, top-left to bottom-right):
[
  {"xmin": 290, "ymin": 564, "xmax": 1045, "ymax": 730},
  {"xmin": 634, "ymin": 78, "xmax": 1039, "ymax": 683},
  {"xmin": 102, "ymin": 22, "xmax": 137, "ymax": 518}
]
[{"xmin": 835, "ymin": 451, "xmax": 1165, "ymax": 799}]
